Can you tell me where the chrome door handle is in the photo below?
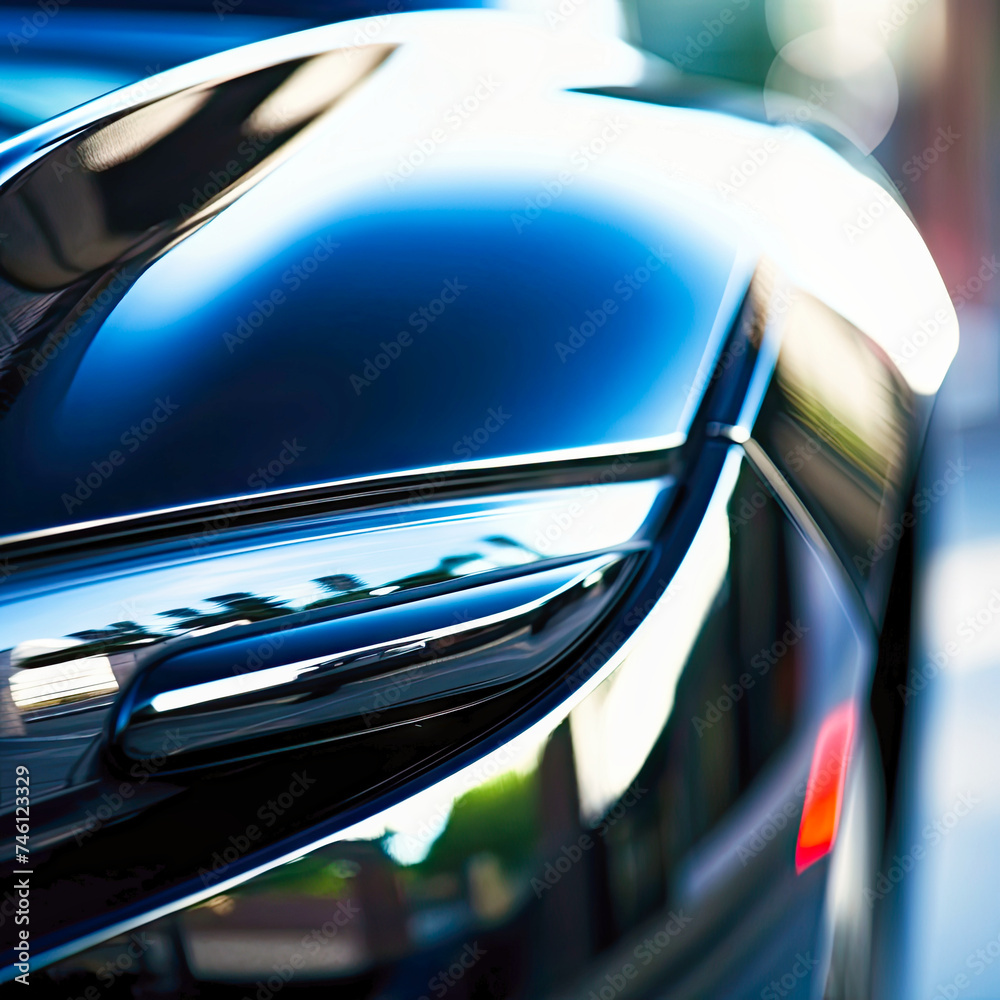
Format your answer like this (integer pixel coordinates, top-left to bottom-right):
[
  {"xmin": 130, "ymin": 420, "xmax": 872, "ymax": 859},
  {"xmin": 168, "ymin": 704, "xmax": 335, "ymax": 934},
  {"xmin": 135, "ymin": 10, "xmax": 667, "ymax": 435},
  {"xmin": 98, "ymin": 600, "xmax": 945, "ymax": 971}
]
[{"xmin": 110, "ymin": 552, "xmax": 631, "ymax": 770}]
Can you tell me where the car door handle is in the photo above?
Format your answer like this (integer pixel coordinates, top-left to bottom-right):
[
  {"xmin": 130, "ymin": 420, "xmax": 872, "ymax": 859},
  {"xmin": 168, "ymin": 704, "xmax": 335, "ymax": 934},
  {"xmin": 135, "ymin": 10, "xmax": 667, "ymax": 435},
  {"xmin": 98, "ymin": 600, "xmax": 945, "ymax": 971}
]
[{"xmin": 110, "ymin": 552, "xmax": 632, "ymax": 771}]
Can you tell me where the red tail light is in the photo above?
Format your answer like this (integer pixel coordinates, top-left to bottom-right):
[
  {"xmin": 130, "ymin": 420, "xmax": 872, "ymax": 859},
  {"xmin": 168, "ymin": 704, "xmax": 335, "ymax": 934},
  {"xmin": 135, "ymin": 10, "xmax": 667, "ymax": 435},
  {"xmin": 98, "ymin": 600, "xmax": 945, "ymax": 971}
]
[{"xmin": 795, "ymin": 702, "xmax": 856, "ymax": 873}]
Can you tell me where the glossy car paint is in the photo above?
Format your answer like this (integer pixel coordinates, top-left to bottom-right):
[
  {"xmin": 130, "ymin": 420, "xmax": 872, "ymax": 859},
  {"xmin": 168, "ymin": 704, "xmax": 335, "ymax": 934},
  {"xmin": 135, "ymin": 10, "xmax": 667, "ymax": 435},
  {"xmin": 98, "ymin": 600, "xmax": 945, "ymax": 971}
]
[{"xmin": 0, "ymin": 10, "xmax": 955, "ymax": 998}]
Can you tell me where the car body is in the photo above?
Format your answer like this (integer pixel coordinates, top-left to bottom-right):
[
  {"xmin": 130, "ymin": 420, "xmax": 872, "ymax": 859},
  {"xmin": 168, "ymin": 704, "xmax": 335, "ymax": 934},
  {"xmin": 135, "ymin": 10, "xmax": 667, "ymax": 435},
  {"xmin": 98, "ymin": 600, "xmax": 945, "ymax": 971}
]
[{"xmin": 0, "ymin": 10, "xmax": 956, "ymax": 998}]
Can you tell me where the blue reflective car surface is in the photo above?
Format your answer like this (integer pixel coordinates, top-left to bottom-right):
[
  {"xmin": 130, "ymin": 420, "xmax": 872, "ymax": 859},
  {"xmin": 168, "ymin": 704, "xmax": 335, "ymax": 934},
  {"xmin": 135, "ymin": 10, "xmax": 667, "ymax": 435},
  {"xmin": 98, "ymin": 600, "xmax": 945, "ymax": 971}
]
[
  {"xmin": 0, "ymin": 8, "xmax": 957, "ymax": 999},
  {"xmin": 1, "ymin": 185, "xmax": 742, "ymax": 535}
]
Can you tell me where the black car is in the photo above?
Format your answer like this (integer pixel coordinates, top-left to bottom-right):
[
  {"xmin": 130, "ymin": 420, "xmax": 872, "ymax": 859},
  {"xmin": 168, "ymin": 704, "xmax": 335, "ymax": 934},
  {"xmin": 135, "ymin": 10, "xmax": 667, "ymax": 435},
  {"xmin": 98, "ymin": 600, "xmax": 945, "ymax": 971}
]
[{"xmin": 0, "ymin": 10, "xmax": 957, "ymax": 998}]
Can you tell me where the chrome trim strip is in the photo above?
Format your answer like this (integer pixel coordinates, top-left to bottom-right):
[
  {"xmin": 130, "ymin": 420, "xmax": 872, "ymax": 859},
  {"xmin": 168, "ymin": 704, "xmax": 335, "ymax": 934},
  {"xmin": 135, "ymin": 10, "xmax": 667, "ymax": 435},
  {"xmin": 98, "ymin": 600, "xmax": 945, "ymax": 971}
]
[
  {"xmin": 0, "ymin": 434, "xmax": 683, "ymax": 551},
  {"xmin": 737, "ymin": 436, "xmax": 831, "ymax": 560},
  {"xmin": 709, "ymin": 422, "xmax": 851, "ymax": 585}
]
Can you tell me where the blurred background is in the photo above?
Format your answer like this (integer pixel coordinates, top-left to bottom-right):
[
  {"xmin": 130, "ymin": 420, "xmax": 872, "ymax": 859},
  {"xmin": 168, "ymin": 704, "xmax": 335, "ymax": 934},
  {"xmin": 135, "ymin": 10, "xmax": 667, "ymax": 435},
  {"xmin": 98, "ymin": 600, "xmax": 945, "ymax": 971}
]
[{"xmin": 0, "ymin": 1, "xmax": 994, "ymax": 997}]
